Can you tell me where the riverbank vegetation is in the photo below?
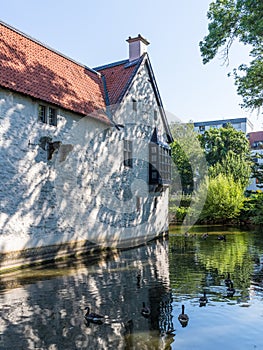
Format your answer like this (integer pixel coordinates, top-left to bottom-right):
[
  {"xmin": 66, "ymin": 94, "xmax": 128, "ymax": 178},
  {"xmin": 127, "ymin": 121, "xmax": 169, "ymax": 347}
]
[{"xmin": 169, "ymin": 123, "xmax": 263, "ymax": 226}]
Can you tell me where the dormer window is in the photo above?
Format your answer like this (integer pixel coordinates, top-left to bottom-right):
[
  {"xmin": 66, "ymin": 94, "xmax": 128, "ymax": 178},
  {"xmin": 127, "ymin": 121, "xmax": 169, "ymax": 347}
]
[{"xmin": 38, "ymin": 104, "xmax": 57, "ymax": 126}]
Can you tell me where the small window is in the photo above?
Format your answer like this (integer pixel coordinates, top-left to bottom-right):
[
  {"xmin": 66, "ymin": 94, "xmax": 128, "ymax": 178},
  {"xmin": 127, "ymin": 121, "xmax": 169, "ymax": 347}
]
[
  {"xmin": 132, "ymin": 99, "xmax": 137, "ymax": 112},
  {"xmin": 48, "ymin": 107, "xmax": 57, "ymax": 126},
  {"xmin": 38, "ymin": 105, "xmax": 46, "ymax": 123},
  {"xmin": 136, "ymin": 197, "xmax": 141, "ymax": 212},
  {"xmin": 124, "ymin": 140, "xmax": 133, "ymax": 167},
  {"xmin": 154, "ymin": 110, "xmax": 158, "ymax": 121},
  {"xmin": 38, "ymin": 104, "xmax": 57, "ymax": 126}
]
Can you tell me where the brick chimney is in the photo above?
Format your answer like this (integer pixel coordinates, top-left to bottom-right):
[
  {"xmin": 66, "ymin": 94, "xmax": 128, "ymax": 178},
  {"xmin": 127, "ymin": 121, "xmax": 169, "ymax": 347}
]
[{"xmin": 126, "ymin": 34, "xmax": 150, "ymax": 62}]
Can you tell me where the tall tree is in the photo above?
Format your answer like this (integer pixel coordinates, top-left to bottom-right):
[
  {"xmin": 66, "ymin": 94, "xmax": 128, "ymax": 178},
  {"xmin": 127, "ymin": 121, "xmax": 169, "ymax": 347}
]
[
  {"xmin": 198, "ymin": 123, "xmax": 252, "ymax": 188},
  {"xmin": 170, "ymin": 122, "xmax": 208, "ymax": 193},
  {"xmin": 209, "ymin": 152, "xmax": 252, "ymax": 188},
  {"xmin": 200, "ymin": 0, "xmax": 263, "ymax": 111}
]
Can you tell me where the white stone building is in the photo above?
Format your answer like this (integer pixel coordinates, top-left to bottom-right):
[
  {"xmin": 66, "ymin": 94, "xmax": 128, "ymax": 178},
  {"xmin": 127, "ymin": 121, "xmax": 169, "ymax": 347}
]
[{"xmin": 0, "ymin": 22, "xmax": 172, "ymax": 269}]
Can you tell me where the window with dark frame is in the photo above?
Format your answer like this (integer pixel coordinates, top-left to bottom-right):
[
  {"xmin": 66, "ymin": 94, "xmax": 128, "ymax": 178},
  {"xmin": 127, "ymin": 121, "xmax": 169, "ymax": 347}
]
[
  {"xmin": 149, "ymin": 142, "xmax": 171, "ymax": 185},
  {"xmin": 124, "ymin": 139, "xmax": 133, "ymax": 167},
  {"xmin": 132, "ymin": 99, "xmax": 137, "ymax": 112},
  {"xmin": 38, "ymin": 105, "xmax": 46, "ymax": 123},
  {"xmin": 38, "ymin": 104, "xmax": 57, "ymax": 126},
  {"xmin": 48, "ymin": 107, "xmax": 57, "ymax": 126}
]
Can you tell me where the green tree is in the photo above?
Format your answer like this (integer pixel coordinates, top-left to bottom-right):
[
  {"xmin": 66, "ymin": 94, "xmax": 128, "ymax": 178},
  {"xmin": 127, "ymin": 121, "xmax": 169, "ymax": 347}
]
[
  {"xmin": 197, "ymin": 174, "xmax": 244, "ymax": 222},
  {"xmin": 200, "ymin": 0, "xmax": 263, "ymax": 110},
  {"xmin": 240, "ymin": 191, "xmax": 263, "ymax": 225},
  {"xmin": 170, "ymin": 140, "xmax": 194, "ymax": 193},
  {"xmin": 198, "ymin": 123, "xmax": 251, "ymax": 166},
  {"xmin": 198, "ymin": 123, "xmax": 251, "ymax": 188},
  {"xmin": 170, "ymin": 122, "xmax": 207, "ymax": 194},
  {"xmin": 209, "ymin": 151, "xmax": 252, "ymax": 188}
]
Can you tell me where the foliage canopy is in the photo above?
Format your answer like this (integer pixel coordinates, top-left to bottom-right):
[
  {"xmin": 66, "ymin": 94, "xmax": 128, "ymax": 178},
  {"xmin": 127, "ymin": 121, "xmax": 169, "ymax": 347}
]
[
  {"xmin": 198, "ymin": 124, "xmax": 252, "ymax": 188},
  {"xmin": 200, "ymin": 0, "xmax": 263, "ymax": 110},
  {"xmin": 197, "ymin": 174, "xmax": 244, "ymax": 222}
]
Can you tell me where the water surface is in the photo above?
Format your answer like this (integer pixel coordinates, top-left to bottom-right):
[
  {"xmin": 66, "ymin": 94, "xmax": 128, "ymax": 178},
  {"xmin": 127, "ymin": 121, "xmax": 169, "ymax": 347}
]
[{"xmin": 1, "ymin": 226, "xmax": 263, "ymax": 349}]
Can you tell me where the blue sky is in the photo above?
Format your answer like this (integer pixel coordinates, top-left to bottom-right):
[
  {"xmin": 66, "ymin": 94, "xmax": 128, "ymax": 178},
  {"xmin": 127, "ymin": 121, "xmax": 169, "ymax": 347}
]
[{"xmin": 1, "ymin": 0, "xmax": 262, "ymax": 130}]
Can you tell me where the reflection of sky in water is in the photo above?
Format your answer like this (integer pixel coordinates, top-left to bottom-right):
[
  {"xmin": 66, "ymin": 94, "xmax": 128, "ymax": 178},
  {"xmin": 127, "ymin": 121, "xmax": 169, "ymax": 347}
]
[
  {"xmin": 1, "ymin": 228, "xmax": 263, "ymax": 349},
  {"xmin": 173, "ymin": 300, "xmax": 263, "ymax": 350}
]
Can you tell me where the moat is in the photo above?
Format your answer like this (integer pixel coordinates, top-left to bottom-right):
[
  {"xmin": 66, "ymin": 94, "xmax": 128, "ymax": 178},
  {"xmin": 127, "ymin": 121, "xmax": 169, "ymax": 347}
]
[{"xmin": 1, "ymin": 225, "xmax": 263, "ymax": 349}]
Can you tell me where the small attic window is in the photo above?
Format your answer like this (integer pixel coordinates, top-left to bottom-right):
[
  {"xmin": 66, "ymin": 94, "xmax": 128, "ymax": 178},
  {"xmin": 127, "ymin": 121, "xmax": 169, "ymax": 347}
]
[
  {"xmin": 38, "ymin": 104, "xmax": 57, "ymax": 126},
  {"xmin": 132, "ymin": 99, "xmax": 137, "ymax": 112}
]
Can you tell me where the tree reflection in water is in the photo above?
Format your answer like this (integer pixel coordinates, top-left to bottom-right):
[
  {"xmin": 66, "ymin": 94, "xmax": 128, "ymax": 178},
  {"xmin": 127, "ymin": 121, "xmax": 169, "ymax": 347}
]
[
  {"xmin": 2, "ymin": 227, "xmax": 263, "ymax": 349},
  {"xmin": 0, "ymin": 237, "xmax": 174, "ymax": 350}
]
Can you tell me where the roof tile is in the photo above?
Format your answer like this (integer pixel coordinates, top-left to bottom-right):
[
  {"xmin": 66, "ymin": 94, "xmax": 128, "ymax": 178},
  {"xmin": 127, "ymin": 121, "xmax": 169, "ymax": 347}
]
[
  {"xmin": 0, "ymin": 21, "xmax": 143, "ymax": 125},
  {"xmin": 0, "ymin": 22, "xmax": 108, "ymax": 123}
]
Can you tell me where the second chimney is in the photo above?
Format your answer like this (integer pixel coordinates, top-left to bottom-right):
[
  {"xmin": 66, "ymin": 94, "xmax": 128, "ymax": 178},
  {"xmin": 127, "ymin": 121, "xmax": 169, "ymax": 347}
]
[{"xmin": 126, "ymin": 34, "xmax": 150, "ymax": 62}]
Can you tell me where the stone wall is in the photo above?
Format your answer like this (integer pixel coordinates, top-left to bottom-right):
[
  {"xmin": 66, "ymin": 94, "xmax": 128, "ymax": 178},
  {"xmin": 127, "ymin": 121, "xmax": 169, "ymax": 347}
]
[{"xmin": 0, "ymin": 62, "xmax": 170, "ymax": 269}]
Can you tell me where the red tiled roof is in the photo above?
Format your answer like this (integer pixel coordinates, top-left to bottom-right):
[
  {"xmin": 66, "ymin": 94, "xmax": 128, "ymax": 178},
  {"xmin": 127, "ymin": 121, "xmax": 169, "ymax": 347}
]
[
  {"xmin": 96, "ymin": 59, "xmax": 141, "ymax": 105},
  {"xmin": 0, "ymin": 22, "xmax": 111, "ymax": 123}
]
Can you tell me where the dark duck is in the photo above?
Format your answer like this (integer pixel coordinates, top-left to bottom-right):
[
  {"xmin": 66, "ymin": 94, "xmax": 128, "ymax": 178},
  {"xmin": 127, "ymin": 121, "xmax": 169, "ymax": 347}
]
[
  {"xmin": 178, "ymin": 304, "xmax": 189, "ymax": 327},
  {"xmin": 84, "ymin": 306, "xmax": 104, "ymax": 324},
  {"xmin": 224, "ymin": 272, "xmax": 232, "ymax": 287},
  {"xmin": 199, "ymin": 290, "xmax": 208, "ymax": 307},
  {"xmin": 141, "ymin": 302, "xmax": 151, "ymax": 318},
  {"xmin": 226, "ymin": 282, "xmax": 236, "ymax": 297},
  {"xmin": 218, "ymin": 235, "xmax": 226, "ymax": 241}
]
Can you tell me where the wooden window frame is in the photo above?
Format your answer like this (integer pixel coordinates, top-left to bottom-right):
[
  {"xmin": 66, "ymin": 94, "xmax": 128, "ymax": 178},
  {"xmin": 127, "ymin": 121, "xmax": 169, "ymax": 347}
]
[
  {"xmin": 149, "ymin": 142, "xmax": 171, "ymax": 185},
  {"xmin": 38, "ymin": 104, "xmax": 57, "ymax": 126}
]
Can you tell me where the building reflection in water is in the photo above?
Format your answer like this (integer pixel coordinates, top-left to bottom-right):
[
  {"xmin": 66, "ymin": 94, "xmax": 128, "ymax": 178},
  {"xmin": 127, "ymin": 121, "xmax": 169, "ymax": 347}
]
[{"xmin": 0, "ymin": 237, "xmax": 174, "ymax": 349}]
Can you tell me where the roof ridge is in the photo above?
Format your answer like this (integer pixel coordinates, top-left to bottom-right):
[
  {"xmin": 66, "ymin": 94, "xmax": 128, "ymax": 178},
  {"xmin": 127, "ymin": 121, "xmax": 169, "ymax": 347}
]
[
  {"xmin": 0, "ymin": 20, "xmax": 100, "ymax": 77},
  {"xmin": 93, "ymin": 59, "xmax": 129, "ymax": 71}
]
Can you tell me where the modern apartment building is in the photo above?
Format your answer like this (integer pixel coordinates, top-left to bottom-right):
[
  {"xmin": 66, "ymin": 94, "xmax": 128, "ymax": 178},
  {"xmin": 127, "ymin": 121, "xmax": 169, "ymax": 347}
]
[{"xmin": 194, "ymin": 117, "xmax": 254, "ymax": 135}]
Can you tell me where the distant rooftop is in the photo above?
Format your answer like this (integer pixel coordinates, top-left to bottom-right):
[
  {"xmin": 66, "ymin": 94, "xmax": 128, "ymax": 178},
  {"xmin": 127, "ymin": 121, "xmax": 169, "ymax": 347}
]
[{"xmin": 193, "ymin": 117, "xmax": 253, "ymax": 128}]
